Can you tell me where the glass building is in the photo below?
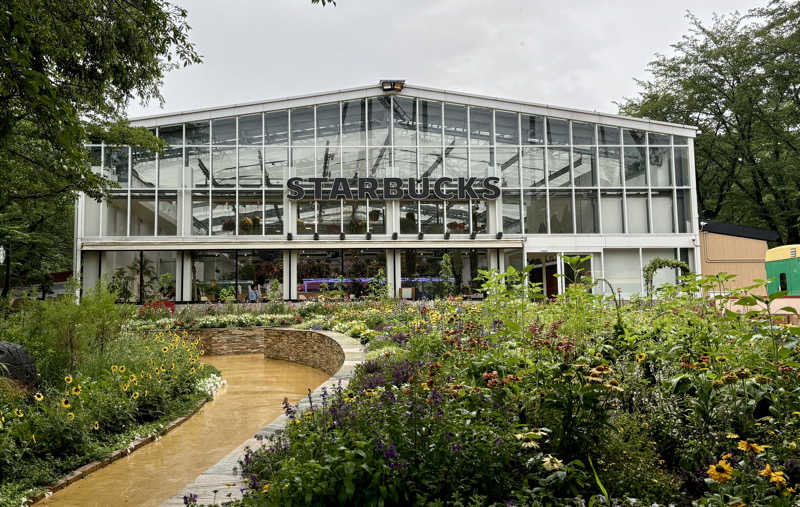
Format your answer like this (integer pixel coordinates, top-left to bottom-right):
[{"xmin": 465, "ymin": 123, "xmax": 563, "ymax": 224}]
[{"xmin": 76, "ymin": 83, "xmax": 699, "ymax": 302}]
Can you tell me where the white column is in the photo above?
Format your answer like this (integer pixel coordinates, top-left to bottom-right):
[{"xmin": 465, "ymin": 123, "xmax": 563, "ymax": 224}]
[
  {"xmin": 385, "ymin": 248, "xmax": 395, "ymax": 297},
  {"xmin": 283, "ymin": 250, "xmax": 292, "ymax": 300},
  {"xmin": 182, "ymin": 252, "xmax": 192, "ymax": 302}
]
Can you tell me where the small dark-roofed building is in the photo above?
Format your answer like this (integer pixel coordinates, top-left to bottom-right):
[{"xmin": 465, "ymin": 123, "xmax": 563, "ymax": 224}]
[{"xmin": 700, "ymin": 221, "xmax": 778, "ymax": 295}]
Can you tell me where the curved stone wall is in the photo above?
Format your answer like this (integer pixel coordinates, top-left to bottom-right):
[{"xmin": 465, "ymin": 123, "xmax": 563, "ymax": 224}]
[{"xmin": 263, "ymin": 328, "xmax": 345, "ymax": 376}]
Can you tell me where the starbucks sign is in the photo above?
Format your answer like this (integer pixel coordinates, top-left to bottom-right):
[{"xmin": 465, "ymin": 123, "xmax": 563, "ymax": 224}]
[{"xmin": 287, "ymin": 176, "xmax": 501, "ymax": 201}]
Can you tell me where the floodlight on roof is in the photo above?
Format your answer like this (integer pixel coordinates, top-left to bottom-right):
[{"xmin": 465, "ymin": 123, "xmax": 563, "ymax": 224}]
[{"xmin": 380, "ymin": 80, "xmax": 405, "ymax": 93}]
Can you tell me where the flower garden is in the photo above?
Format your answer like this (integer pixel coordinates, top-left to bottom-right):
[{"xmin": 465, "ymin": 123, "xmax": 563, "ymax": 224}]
[{"xmin": 3, "ymin": 261, "xmax": 800, "ymax": 506}]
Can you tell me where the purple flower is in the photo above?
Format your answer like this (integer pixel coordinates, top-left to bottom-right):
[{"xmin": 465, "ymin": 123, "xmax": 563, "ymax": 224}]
[
  {"xmin": 495, "ymin": 437, "xmax": 503, "ymax": 447},
  {"xmin": 183, "ymin": 493, "xmax": 198, "ymax": 505},
  {"xmin": 282, "ymin": 397, "xmax": 297, "ymax": 419},
  {"xmin": 384, "ymin": 443, "xmax": 398, "ymax": 461},
  {"xmin": 451, "ymin": 441, "xmax": 462, "ymax": 454}
]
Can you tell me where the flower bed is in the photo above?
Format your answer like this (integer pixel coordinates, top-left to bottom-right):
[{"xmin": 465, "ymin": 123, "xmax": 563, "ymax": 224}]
[{"xmin": 224, "ymin": 268, "xmax": 800, "ymax": 506}]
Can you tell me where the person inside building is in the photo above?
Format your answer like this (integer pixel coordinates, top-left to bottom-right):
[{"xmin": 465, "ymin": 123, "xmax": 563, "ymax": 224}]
[{"xmin": 247, "ymin": 282, "xmax": 261, "ymax": 303}]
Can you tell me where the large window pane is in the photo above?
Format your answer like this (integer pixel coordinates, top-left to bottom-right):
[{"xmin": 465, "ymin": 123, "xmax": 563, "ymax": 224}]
[
  {"xmin": 521, "ymin": 147, "xmax": 545, "ymax": 187},
  {"xmin": 624, "ymin": 147, "xmax": 646, "ymax": 186},
  {"xmin": 674, "ymin": 147, "xmax": 690, "ymax": 186},
  {"xmin": 368, "ymin": 201, "xmax": 385, "ymax": 234},
  {"xmin": 598, "ymin": 147, "xmax": 621, "ymax": 186},
  {"xmin": 212, "ymin": 118, "xmax": 236, "ymax": 145},
  {"xmin": 292, "ymin": 147, "xmax": 315, "ymax": 178},
  {"xmin": 344, "ymin": 201, "xmax": 367, "ymax": 234},
  {"xmin": 157, "ymin": 191, "xmax": 178, "ymax": 236},
  {"xmin": 265, "ymin": 111, "xmax": 289, "ymax": 146},
  {"xmin": 444, "ymin": 104, "xmax": 467, "ymax": 146},
  {"xmin": 495, "ymin": 111, "xmax": 519, "ymax": 145},
  {"xmin": 575, "ymin": 190, "xmax": 598, "ymax": 233},
  {"xmin": 502, "ymin": 190, "xmax": 522, "ymax": 233},
  {"xmin": 677, "ymin": 189, "xmax": 692, "ymax": 233},
  {"xmin": 159, "ymin": 148, "xmax": 182, "ymax": 188},
  {"xmin": 573, "ymin": 146, "xmax": 596, "ymax": 187},
  {"xmin": 469, "ymin": 107, "xmax": 492, "ymax": 146},
  {"xmin": 368, "ymin": 147, "xmax": 391, "ymax": 178},
  {"xmin": 548, "ymin": 147, "xmax": 570, "ymax": 187},
  {"xmin": 470, "ymin": 147, "xmax": 493, "ymax": 179},
  {"xmin": 297, "ymin": 201, "xmax": 315, "ymax": 235},
  {"xmin": 393, "ymin": 97, "xmax": 417, "ymax": 145},
  {"xmin": 238, "ymin": 190, "xmax": 262, "ymax": 235},
  {"xmin": 604, "ymin": 249, "xmax": 641, "ymax": 297},
  {"xmin": 598, "ymin": 125, "xmax": 620, "ymax": 145},
  {"xmin": 187, "ymin": 146, "xmax": 209, "ymax": 187},
  {"xmin": 547, "ymin": 118, "xmax": 569, "ymax": 145},
  {"xmin": 131, "ymin": 149, "xmax": 156, "ymax": 188},
  {"xmin": 522, "ymin": 115, "xmax": 545, "ymax": 145},
  {"xmin": 83, "ymin": 196, "xmax": 101, "ymax": 236},
  {"xmin": 316, "ymin": 103, "xmax": 340, "ymax": 147},
  {"xmin": 238, "ymin": 114, "xmax": 263, "ymax": 146},
  {"xmin": 626, "ymin": 191, "xmax": 649, "ymax": 233},
  {"xmin": 264, "ymin": 147, "xmax": 287, "ymax": 188},
  {"xmin": 186, "ymin": 121, "xmax": 209, "ymax": 145},
  {"xmin": 497, "ymin": 147, "xmax": 520, "ymax": 187},
  {"xmin": 342, "ymin": 99, "xmax": 365, "ymax": 146},
  {"xmin": 264, "ymin": 191, "xmax": 283, "ymax": 235},
  {"xmin": 238, "ymin": 147, "xmax": 263, "ymax": 187},
  {"xmin": 648, "ymin": 132, "xmax": 670, "ymax": 145},
  {"xmin": 643, "ymin": 249, "xmax": 677, "ymax": 288},
  {"xmin": 601, "ymin": 191, "xmax": 624, "ymax": 233},
  {"xmin": 419, "ymin": 100, "xmax": 442, "ymax": 147},
  {"xmin": 158, "ymin": 124, "xmax": 183, "ymax": 146},
  {"xmin": 445, "ymin": 147, "xmax": 468, "ymax": 179},
  {"xmin": 416, "ymin": 148, "xmax": 440, "ymax": 180},
  {"xmin": 400, "ymin": 201, "xmax": 418, "ymax": 234},
  {"xmin": 191, "ymin": 251, "xmax": 236, "ymax": 302},
  {"xmin": 368, "ymin": 97, "xmax": 391, "ymax": 146},
  {"xmin": 623, "ymin": 129, "xmax": 646, "ymax": 146},
  {"xmin": 104, "ymin": 193, "xmax": 128, "ymax": 236},
  {"xmin": 317, "ymin": 142, "xmax": 340, "ymax": 177},
  {"xmin": 395, "ymin": 147, "xmax": 417, "ymax": 179},
  {"xmin": 651, "ymin": 190, "xmax": 674, "ymax": 233},
  {"xmin": 143, "ymin": 251, "xmax": 177, "ymax": 301},
  {"xmin": 421, "ymin": 201, "xmax": 444, "ymax": 234},
  {"xmin": 549, "ymin": 190, "xmax": 573, "ymax": 233},
  {"xmin": 649, "ymin": 147, "xmax": 671, "ymax": 186},
  {"xmin": 105, "ymin": 146, "xmax": 129, "ymax": 188},
  {"xmin": 130, "ymin": 191, "xmax": 156, "ymax": 235},
  {"xmin": 471, "ymin": 199, "xmax": 487, "ymax": 233},
  {"xmin": 572, "ymin": 122, "xmax": 595, "ymax": 145},
  {"xmin": 318, "ymin": 200, "xmax": 341, "ymax": 234},
  {"xmin": 524, "ymin": 190, "xmax": 547, "ymax": 234},
  {"xmin": 291, "ymin": 107, "xmax": 315, "ymax": 146},
  {"xmin": 238, "ymin": 250, "xmax": 283, "ymax": 299},
  {"xmin": 212, "ymin": 147, "xmax": 235, "ymax": 187},
  {"xmin": 446, "ymin": 201, "xmax": 469, "ymax": 234},
  {"xmin": 211, "ymin": 191, "xmax": 236, "ymax": 235},
  {"xmin": 191, "ymin": 191, "xmax": 209, "ymax": 235},
  {"xmin": 342, "ymin": 148, "xmax": 367, "ymax": 179}
]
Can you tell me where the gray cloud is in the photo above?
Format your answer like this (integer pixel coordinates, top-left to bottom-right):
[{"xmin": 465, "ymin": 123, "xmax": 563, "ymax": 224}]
[{"xmin": 127, "ymin": 0, "xmax": 760, "ymax": 118}]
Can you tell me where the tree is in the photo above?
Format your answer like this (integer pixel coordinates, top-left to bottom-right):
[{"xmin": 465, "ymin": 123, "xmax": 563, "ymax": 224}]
[
  {"xmin": 618, "ymin": 1, "xmax": 800, "ymax": 245},
  {"xmin": 0, "ymin": 0, "xmax": 202, "ymax": 295}
]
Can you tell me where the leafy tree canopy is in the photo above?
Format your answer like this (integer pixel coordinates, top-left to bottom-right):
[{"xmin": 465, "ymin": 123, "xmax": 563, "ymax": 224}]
[
  {"xmin": 618, "ymin": 0, "xmax": 800, "ymax": 245},
  {"xmin": 0, "ymin": 0, "xmax": 201, "ymax": 294}
]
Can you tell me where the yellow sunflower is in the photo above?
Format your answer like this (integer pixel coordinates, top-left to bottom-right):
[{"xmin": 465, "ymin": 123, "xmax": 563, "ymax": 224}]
[
  {"xmin": 34, "ymin": 392, "xmax": 44, "ymax": 402},
  {"xmin": 71, "ymin": 385, "xmax": 82, "ymax": 396},
  {"xmin": 190, "ymin": 367, "xmax": 196, "ymax": 374},
  {"xmin": 129, "ymin": 374, "xmax": 137, "ymax": 383},
  {"xmin": 61, "ymin": 398, "xmax": 71, "ymax": 409},
  {"xmin": 162, "ymin": 346, "xmax": 169, "ymax": 353},
  {"xmin": 738, "ymin": 440, "xmax": 766, "ymax": 454},
  {"xmin": 67, "ymin": 412, "xmax": 75, "ymax": 421},
  {"xmin": 119, "ymin": 365, "xmax": 126, "ymax": 373},
  {"xmin": 111, "ymin": 365, "xmax": 118, "ymax": 373},
  {"xmin": 64, "ymin": 375, "xmax": 73, "ymax": 385},
  {"xmin": 707, "ymin": 459, "xmax": 733, "ymax": 483},
  {"xmin": 636, "ymin": 353, "xmax": 646, "ymax": 363},
  {"xmin": 132, "ymin": 392, "xmax": 140, "ymax": 400},
  {"xmin": 93, "ymin": 421, "xmax": 100, "ymax": 430},
  {"xmin": 122, "ymin": 383, "xmax": 130, "ymax": 392},
  {"xmin": 14, "ymin": 408, "xmax": 24, "ymax": 418}
]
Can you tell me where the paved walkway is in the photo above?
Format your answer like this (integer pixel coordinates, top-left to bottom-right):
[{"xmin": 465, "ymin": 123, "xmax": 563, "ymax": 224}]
[{"xmin": 162, "ymin": 331, "xmax": 365, "ymax": 506}]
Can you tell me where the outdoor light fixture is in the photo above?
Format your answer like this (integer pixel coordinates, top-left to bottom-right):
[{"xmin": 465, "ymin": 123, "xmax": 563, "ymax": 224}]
[
  {"xmin": 444, "ymin": 232, "xmax": 451, "ymax": 240},
  {"xmin": 496, "ymin": 232, "xmax": 503, "ymax": 239},
  {"xmin": 340, "ymin": 232, "xmax": 346, "ymax": 240},
  {"xmin": 366, "ymin": 232, "xmax": 372, "ymax": 240},
  {"xmin": 287, "ymin": 233, "xmax": 293, "ymax": 241},
  {"xmin": 392, "ymin": 232, "xmax": 398, "ymax": 240},
  {"xmin": 418, "ymin": 232, "xmax": 424, "ymax": 240},
  {"xmin": 380, "ymin": 79, "xmax": 405, "ymax": 92},
  {"xmin": 313, "ymin": 232, "xmax": 319, "ymax": 240},
  {"xmin": 470, "ymin": 231, "xmax": 477, "ymax": 240}
]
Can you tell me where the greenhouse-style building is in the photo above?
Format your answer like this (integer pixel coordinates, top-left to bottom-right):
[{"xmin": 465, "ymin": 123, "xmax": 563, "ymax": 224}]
[{"xmin": 75, "ymin": 81, "xmax": 699, "ymax": 302}]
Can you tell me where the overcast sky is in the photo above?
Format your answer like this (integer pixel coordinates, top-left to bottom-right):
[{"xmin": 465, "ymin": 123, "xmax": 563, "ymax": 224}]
[{"xmin": 127, "ymin": 0, "xmax": 762, "ymax": 119}]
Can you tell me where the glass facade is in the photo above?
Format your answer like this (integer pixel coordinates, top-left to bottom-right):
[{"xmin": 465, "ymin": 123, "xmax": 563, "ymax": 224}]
[{"xmin": 78, "ymin": 87, "xmax": 697, "ymax": 302}]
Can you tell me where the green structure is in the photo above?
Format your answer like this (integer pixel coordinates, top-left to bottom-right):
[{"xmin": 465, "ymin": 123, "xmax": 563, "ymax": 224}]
[{"xmin": 766, "ymin": 245, "xmax": 800, "ymax": 295}]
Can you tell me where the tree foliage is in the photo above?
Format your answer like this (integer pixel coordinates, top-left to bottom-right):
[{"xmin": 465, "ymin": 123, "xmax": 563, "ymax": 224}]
[
  {"xmin": 0, "ymin": 0, "xmax": 201, "ymax": 294},
  {"xmin": 618, "ymin": 1, "xmax": 800, "ymax": 244}
]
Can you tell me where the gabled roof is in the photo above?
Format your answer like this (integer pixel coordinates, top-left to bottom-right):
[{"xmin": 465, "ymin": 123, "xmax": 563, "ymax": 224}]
[
  {"xmin": 129, "ymin": 82, "xmax": 698, "ymax": 136},
  {"xmin": 701, "ymin": 221, "xmax": 779, "ymax": 242}
]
